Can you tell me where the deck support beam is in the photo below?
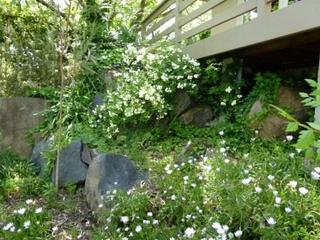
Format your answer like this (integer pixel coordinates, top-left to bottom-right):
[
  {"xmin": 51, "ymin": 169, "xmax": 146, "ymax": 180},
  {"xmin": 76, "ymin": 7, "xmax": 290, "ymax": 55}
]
[{"xmin": 315, "ymin": 52, "xmax": 320, "ymax": 123}]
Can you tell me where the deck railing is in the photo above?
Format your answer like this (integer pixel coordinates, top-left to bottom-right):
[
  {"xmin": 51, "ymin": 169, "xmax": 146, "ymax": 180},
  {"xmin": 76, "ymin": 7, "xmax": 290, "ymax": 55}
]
[{"xmin": 142, "ymin": 0, "xmax": 298, "ymax": 45}]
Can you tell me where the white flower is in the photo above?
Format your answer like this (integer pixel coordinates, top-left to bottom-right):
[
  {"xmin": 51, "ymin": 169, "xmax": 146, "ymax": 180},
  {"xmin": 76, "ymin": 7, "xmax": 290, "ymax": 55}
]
[
  {"xmin": 311, "ymin": 168, "xmax": 320, "ymax": 180},
  {"xmin": 225, "ymin": 86, "xmax": 232, "ymax": 93},
  {"xmin": 298, "ymin": 187, "xmax": 308, "ymax": 195},
  {"xmin": 171, "ymin": 195, "xmax": 176, "ymax": 201},
  {"xmin": 288, "ymin": 180, "xmax": 297, "ymax": 188},
  {"xmin": 275, "ymin": 197, "xmax": 281, "ymax": 204},
  {"xmin": 255, "ymin": 187, "xmax": 262, "ymax": 193},
  {"xmin": 314, "ymin": 167, "xmax": 320, "ymax": 173},
  {"xmin": 17, "ymin": 208, "xmax": 26, "ymax": 215},
  {"xmin": 120, "ymin": 216, "xmax": 129, "ymax": 224},
  {"xmin": 268, "ymin": 175, "xmax": 275, "ymax": 181},
  {"xmin": 212, "ymin": 222, "xmax": 221, "ymax": 230},
  {"xmin": 184, "ymin": 227, "xmax": 196, "ymax": 238},
  {"xmin": 285, "ymin": 207, "xmax": 292, "ymax": 213},
  {"xmin": 266, "ymin": 217, "xmax": 276, "ymax": 226},
  {"xmin": 52, "ymin": 226, "xmax": 58, "ymax": 232},
  {"xmin": 183, "ymin": 176, "xmax": 189, "ymax": 181},
  {"xmin": 25, "ymin": 199, "xmax": 33, "ymax": 205},
  {"xmin": 220, "ymin": 101, "xmax": 226, "ymax": 106},
  {"xmin": 242, "ymin": 177, "xmax": 253, "ymax": 185},
  {"xmin": 289, "ymin": 153, "xmax": 295, "ymax": 158},
  {"xmin": 35, "ymin": 207, "xmax": 43, "ymax": 214},
  {"xmin": 286, "ymin": 135, "xmax": 293, "ymax": 141},
  {"xmin": 147, "ymin": 212, "xmax": 153, "ymax": 217},
  {"xmin": 219, "ymin": 131, "xmax": 224, "ymax": 136},
  {"xmin": 231, "ymin": 100, "xmax": 237, "ymax": 106},
  {"xmin": 3, "ymin": 222, "xmax": 14, "ymax": 231},
  {"xmin": 234, "ymin": 230, "xmax": 243, "ymax": 238},
  {"xmin": 153, "ymin": 219, "xmax": 159, "ymax": 225},
  {"xmin": 23, "ymin": 220, "xmax": 31, "ymax": 229},
  {"xmin": 220, "ymin": 147, "xmax": 226, "ymax": 153},
  {"xmin": 135, "ymin": 225, "xmax": 142, "ymax": 232}
]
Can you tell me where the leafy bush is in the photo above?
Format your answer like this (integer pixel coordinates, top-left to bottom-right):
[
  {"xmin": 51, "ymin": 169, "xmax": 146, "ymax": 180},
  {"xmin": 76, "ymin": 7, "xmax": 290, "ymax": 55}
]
[
  {"xmin": 274, "ymin": 79, "xmax": 320, "ymax": 160},
  {"xmin": 88, "ymin": 41, "xmax": 201, "ymax": 139}
]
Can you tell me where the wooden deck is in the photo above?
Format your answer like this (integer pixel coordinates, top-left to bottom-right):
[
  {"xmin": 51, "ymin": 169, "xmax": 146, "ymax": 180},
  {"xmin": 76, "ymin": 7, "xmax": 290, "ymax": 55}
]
[{"xmin": 142, "ymin": 0, "xmax": 320, "ymax": 60}]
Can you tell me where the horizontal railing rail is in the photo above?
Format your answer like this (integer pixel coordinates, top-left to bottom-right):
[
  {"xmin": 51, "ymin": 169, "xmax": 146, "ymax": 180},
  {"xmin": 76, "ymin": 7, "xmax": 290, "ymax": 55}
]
[{"xmin": 141, "ymin": 0, "xmax": 303, "ymax": 51}]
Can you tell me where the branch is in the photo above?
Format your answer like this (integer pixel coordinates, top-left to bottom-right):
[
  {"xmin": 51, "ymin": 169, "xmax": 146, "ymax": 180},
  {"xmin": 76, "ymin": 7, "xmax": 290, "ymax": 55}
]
[{"xmin": 35, "ymin": 0, "xmax": 66, "ymax": 18}]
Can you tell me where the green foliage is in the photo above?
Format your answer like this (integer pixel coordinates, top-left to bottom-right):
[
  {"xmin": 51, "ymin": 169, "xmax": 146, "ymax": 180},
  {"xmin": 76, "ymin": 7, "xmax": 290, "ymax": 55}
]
[
  {"xmin": 0, "ymin": 1, "xmax": 60, "ymax": 96},
  {"xmin": 0, "ymin": 150, "xmax": 43, "ymax": 200},
  {"xmin": 274, "ymin": 79, "xmax": 320, "ymax": 160},
  {"xmin": 198, "ymin": 59, "xmax": 244, "ymax": 117}
]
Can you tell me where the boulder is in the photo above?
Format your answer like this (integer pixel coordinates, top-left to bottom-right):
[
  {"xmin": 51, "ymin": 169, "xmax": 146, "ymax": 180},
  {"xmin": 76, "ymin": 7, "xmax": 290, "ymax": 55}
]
[
  {"xmin": 257, "ymin": 115, "xmax": 288, "ymax": 139},
  {"xmin": 173, "ymin": 90, "xmax": 191, "ymax": 116},
  {"xmin": 179, "ymin": 106, "xmax": 213, "ymax": 127},
  {"xmin": 0, "ymin": 97, "xmax": 47, "ymax": 158},
  {"xmin": 30, "ymin": 138, "xmax": 52, "ymax": 176},
  {"xmin": 249, "ymin": 86, "xmax": 309, "ymax": 139},
  {"xmin": 52, "ymin": 140, "xmax": 89, "ymax": 187},
  {"xmin": 85, "ymin": 154, "xmax": 139, "ymax": 210},
  {"xmin": 91, "ymin": 94, "xmax": 104, "ymax": 109},
  {"xmin": 248, "ymin": 100, "xmax": 263, "ymax": 117}
]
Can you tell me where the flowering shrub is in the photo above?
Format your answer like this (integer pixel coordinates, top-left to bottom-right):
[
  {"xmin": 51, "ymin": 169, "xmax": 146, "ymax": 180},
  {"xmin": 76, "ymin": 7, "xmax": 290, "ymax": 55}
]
[
  {"xmin": 197, "ymin": 59, "xmax": 243, "ymax": 117},
  {"xmin": 89, "ymin": 41, "xmax": 201, "ymax": 138}
]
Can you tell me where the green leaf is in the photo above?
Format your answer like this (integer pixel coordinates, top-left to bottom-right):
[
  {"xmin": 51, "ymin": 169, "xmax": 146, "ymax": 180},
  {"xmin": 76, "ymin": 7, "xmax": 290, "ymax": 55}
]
[
  {"xmin": 296, "ymin": 130, "xmax": 315, "ymax": 149},
  {"xmin": 307, "ymin": 122, "xmax": 320, "ymax": 131},
  {"xmin": 286, "ymin": 122, "xmax": 299, "ymax": 132},
  {"xmin": 305, "ymin": 148, "xmax": 315, "ymax": 159},
  {"xmin": 305, "ymin": 79, "xmax": 318, "ymax": 88},
  {"xmin": 299, "ymin": 92, "xmax": 309, "ymax": 98}
]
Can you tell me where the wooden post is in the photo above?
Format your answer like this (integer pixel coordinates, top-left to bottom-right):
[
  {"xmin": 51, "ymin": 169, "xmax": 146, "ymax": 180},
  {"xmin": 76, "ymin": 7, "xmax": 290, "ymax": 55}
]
[
  {"xmin": 315, "ymin": 53, "xmax": 320, "ymax": 123},
  {"xmin": 257, "ymin": 0, "xmax": 271, "ymax": 17},
  {"xmin": 174, "ymin": 0, "xmax": 181, "ymax": 42}
]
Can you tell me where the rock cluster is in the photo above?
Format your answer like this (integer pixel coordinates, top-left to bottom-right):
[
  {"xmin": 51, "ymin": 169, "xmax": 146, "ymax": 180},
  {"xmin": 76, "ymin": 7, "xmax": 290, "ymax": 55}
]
[{"xmin": 31, "ymin": 140, "xmax": 142, "ymax": 210}]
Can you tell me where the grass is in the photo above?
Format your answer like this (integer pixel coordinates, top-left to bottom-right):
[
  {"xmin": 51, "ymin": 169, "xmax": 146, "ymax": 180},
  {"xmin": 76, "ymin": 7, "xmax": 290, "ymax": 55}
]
[{"xmin": 0, "ymin": 122, "xmax": 320, "ymax": 239}]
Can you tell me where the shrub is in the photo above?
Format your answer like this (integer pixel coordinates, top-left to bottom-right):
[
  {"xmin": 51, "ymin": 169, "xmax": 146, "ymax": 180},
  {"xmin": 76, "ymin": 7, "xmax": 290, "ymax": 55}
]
[{"xmin": 88, "ymin": 41, "xmax": 201, "ymax": 139}]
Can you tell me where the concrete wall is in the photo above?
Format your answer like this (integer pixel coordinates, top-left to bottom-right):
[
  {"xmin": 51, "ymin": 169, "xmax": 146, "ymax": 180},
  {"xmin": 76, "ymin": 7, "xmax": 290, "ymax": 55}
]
[{"xmin": 0, "ymin": 98, "xmax": 47, "ymax": 158}]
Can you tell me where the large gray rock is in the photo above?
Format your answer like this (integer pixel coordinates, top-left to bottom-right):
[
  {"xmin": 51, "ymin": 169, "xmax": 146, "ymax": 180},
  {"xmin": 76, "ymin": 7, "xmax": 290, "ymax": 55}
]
[
  {"xmin": 85, "ymin": 154, "xmax": 139, "ymax": 210},
  {"xmin": 0, "ymin": 97, "xmax": 47, "ymax": 158},
  {"xmin": 52, "ymin": 140, "xmax": 89, "ymax": 187},
  {"xmin": 173, "ymin": 90, "xmax": 191, "ymax": 116},
  {"xmin": 30, "ymin": 138, "xmax": 52, "ymax": 176},
  {"xmin": 179, "ymin": 105, "xmax": 213, "ymax": 127}
]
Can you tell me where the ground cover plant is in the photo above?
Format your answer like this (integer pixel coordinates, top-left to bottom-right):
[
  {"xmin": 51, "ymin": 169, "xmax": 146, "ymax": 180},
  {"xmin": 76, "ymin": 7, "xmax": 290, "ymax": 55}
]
[{"xmin": 1, "ymin": 0, "xmax": 320, "ymax": 239}]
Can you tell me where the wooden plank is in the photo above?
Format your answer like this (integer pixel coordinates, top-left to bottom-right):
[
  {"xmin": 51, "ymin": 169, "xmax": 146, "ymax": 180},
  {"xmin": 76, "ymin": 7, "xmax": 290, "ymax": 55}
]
[
  {"xmin": 316, "ymin": 52, "xmax": 320, "ymax": 122},
  {"xmin": 181, "ymin": 0, "xmax": 257, "ymax": 40},
  {"xmin": 175, "ymin": 0, "xmax": 182, "ymax": 41},
  {"xmin": 184, "ymin": 0, "xmax": 320, "ymax": 59},
  {"xmin": 180, "ymin": 0, "xmax": 195, "ymax": 12},
  {"xmin": 150, "ymin": 25, "xmax": 175, "ymax": 43},
  {"xmin": 142, "ymin": 0, "xmax": 175, "ymax": 26},
  {"xmin": 257, "ymin": 0, "xmax": 271, "ymax": 16},
  {"xmin": 179, "ymin": 0, "xmax": 226, "ymax": 27},
  {"xmin": 146, "ymin": 9, "xmax": 175, "ymax": 36}
]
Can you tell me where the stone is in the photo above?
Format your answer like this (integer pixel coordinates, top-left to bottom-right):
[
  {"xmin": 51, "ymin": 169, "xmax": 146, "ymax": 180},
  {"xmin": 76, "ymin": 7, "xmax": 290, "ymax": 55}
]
[
  {"xmin": 276, "ymin": 86, "xmax": 305, "ymax": 111},
  {"xmin": 30, "ymin": 138, "xmax": 52, "ymax": 176},
  {"xmin": 257, "ymin": 115, "xmax": 288, "ymax": 139},
  {"xmin": 173, "ymin": 90, "xmax": 191, "ymax": 116},
  {"xmin": 179, "ymin": 106, "xmax": 213, "ymax": 127},
  {"xmin": 248, "ymin": 100, "xmax": 263, "ymax": 117},
  {"xmin": 85, "ymin": 154, "xmax": 139, "ymax": 210},
  {"xmin": 92, "ymin": 94, "xmax": 104, "ymax": 109},
  {"xmin": 52, "ymin": 140, "xmax": 88, "ymax": 187},
  {"xmin": 248, "ymin": 86, "xmax": 309, "ymax": 139},
  {"xmin": 0, "ymin": 97, "xmax": 47, "ymax": 158}
]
